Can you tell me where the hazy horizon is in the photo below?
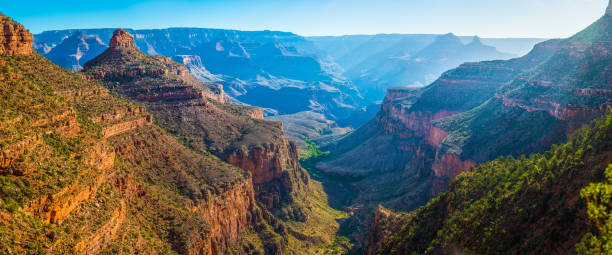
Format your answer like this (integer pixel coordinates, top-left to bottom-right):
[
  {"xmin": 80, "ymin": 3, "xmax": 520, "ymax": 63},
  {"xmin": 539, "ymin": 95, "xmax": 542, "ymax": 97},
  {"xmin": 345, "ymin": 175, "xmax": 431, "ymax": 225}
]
[{"xmin": 4, "ymin": 0, "xmax": 608, "ymax": 38}]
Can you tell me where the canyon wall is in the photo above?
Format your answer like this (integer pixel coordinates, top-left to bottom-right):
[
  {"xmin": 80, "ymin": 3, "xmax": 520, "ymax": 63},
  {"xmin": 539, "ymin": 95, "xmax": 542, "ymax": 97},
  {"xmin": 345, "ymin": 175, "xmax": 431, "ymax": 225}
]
[
  {"xmin": 0, "ymin": 13, "xmax": 32, "ymax": 55},
  {"xmin": 361, "ymin": 6, "xmax": 612, "ymax": 254},
  {"xmin": 318, "ymin": 17, "xmax": 610, "ymax": 250},
  {"xmin": 0, "ymin": 19, "xmax": 262, "ymax": 254},
  {"xmin": 226, "ymin": 138, "xmax": 307, "ymax": 210},
  {"xmin": 110, "ymin": 122, "xmax": 257, "ymax": 254},
  {"xmin": 83, "ymin": 29, "xmax": 311, "ymax": 218}
]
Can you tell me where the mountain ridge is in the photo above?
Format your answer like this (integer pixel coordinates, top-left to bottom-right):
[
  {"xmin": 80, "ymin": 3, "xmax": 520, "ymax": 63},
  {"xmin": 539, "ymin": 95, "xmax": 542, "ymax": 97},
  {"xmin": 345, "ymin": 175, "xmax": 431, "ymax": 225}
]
[
  {"xmin": 315, "ymin": 3, "xmax": 612, "ymax": 252},
  {"xmin": 339, "ymin": 32, "xmax": 516, "ymax": 105},
  {"xmin": 34, "ymin": 27, "xmax": 362, "ymax": 121},
  {"xmin": 83, "ymin": 28, "xmax": 307, "ymax": 214},
  {"xmin": 368, "ymin": 110, "xmax": 612, "ymax": 254}
]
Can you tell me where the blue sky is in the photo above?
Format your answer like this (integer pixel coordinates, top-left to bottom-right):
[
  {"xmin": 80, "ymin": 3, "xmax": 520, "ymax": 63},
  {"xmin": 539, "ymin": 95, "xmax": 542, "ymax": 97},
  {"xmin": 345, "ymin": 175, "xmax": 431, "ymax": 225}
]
[{"xmin": 3, "ymin": 0, "xmax": 609, "ymax": 37}]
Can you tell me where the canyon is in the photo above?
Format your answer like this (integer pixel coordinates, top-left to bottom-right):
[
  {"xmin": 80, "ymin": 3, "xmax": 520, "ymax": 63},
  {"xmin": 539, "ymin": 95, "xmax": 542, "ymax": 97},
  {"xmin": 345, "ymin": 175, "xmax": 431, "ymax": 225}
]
[
  {"xmin": 0, "ymin": 14, "xmax": 346, "ymax": 254},
  {"xmin": 34, "ymin": 28, "xmax": 361, "ymax": 121},
  {"xmin": 82, "ymin": 29, "xmax": 310, "ymax": 215},
  {"xmin": 366, "ymin": 110, "xmax": 612, "ymax": 254},
  {"xmin": 315, "ymin": 2, "xmax": 612, "ymax": 253},
  {"xmin": 33, "ymin": 28, "xmax": 543, "ymax": 148},
  {"xmin": 2, "ymin": 1, "xmax": 612, "ymax": 254},
  {"xmin": 0, "ymin": 14, "xmax": 32, "ymax": 56}
]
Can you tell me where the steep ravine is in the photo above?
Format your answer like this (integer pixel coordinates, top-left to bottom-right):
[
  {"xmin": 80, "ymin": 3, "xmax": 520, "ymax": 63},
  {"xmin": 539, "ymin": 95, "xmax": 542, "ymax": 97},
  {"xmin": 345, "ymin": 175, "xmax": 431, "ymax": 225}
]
[
  {"xmin": 107, "ymin": 124, "xmax": 257, "ymax": 254},
  {"xmin": 314, "ymin": 4, "xmax": 612, "ymax": 252},
  {"xmin": 81, "ymin": 28, "xmax": 348, "ymax": 253}
]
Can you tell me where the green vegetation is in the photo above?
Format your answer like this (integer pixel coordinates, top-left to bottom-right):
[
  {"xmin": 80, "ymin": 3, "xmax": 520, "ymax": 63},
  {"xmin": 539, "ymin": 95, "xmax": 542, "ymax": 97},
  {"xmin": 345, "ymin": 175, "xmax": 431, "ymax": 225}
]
[
  {"xmin": 75, "ymin": 111, "xmax": 103, "ymax": 138},
  {"xmin": 305, "ymin": 139, "xmax": 330, "ymax": 159},
  {"xmin": 300, "ymin": 140, "xmax": 330, "ymax": 170},
  {"xmin": 576, "ymin": 164, "xmax": 612, "ymax": 254},
  {"xmin": 82, "ymin": 30, "xmax": 356, "ymax": 254},
  {"xmin": 570, "ymin": 14, "xmax": 611, "ymax": 42},
  {"xmin": 0, "ymin": 50, "xmax": 235, "ymax": 254},
  {"xmin": 0, "ymin": 175, "xmax": 33, "ymax": 212},
  {"xmin": 376, "ymin": 110, "xmax": 612, "ymax": 254},
  {"xmin": 283, "ymin": 180, "xmax": 352, "ymax": 255},
  {"xmin": 0, "ymin": 53, "xmax": 107, "ymax": 211}
]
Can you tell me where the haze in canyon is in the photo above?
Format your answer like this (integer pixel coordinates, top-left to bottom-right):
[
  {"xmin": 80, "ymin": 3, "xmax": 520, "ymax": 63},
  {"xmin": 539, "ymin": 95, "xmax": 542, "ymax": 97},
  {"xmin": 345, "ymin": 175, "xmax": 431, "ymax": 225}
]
[{"xmin": 1, "ymin": 0, "xmax": 611, "ymax": 254}]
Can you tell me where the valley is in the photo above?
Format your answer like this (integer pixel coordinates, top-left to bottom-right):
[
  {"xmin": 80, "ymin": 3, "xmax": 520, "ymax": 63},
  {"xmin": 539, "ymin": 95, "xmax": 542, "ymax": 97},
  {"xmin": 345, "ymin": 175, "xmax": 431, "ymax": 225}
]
[
  {"xmin": 33, "ymin": 28, "xmax": 544, "ymax": 148},
  {"xmin": 1, "ymin": 1, "xmax": 612, "ymax": 254}
]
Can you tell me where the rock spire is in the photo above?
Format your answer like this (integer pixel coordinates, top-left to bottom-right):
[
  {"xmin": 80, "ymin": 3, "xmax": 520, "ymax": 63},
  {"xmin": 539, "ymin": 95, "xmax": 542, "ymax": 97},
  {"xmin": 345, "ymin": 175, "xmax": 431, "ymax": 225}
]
[{"xmin": 109, "ymin": 29, "xmax": 135, "ymax": 49}]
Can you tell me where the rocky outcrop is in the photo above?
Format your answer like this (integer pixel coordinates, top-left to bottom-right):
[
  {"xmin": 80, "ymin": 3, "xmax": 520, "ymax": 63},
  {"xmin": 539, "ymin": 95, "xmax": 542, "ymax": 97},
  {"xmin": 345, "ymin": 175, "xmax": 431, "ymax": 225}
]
[
  {"xmin": 226, "ymin": 140, "xmax": 306, "ymax": 209},
  {"xmin": 74, "ymin": 200, "xmax": 126, "ymax": 254},
  {"xmin": 379, "ymin": 96, "xmax": 455, "ymax": 140},
  {"xmin": 109, "ymin": 29, "xmax": 135, "ymax": 49},
  {"xmin": 102, "ymin": 116, "xmax": 152, "ymax": 138},
  {"xmin": 248, "ymin": 107, "xmax": 264, "ymax": 120},
  {"xmin": 92, "ymin": 106, "xmax": 148, "ymax": 123},
  {"xmin": 24, "ymin": 142, "xmax": 115, "ymax": 224},
  {"xmin": 383, "ymin": 87, "xmax": 419, "ymax": 102},
  {"xmin": 86, "ymin": 66, "xmax": 167, "ymax": 81},
  {"xmin": 85, "ymin": 29, "xmax": 311, "ymax": 217},
  {"xmin": 84, "ymin": 30, "xmax": 229, "ymax": 104},
  {"xmin": 134, "ymin": 89, "xmax": 206, "ymax": 101},
  {"xmin": 194, "ymin": 178, "xmax": 256, "ymax": 253},
  {"xmin": 0, "ymin": 13, "xmax": 33, "ymax": 56},
  {"xmin": 431, "ymin": 153, "xmax": 476, "ymax": 179},
  {"xmin": 0, "ymin": 108, "xmax": 84, "ymax": 176},
  {"xmin": 0, "ymin": 134, "xmax": 42, "ymax": 174},
  {"xmin": 108, "ymin": 123, "xmax": 258, "ymax": 254},
  {"xmin": 365, "ymin": 207, "xmax": 400, "ymax": 255}
]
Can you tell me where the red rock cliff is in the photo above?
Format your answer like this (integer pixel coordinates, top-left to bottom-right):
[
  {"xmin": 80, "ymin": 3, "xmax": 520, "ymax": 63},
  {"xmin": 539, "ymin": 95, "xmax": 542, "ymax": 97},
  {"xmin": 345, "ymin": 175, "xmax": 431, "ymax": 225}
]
[
  {"xmin": 0, "ymin": 13, "xmax": 32, "ymax": 56},
  {"xmin": 109, "ymin": 122, "xmax": 258, "ymax": 254},
  {"xmin": 194, "ymin": 178, "xmax": 256, "ymax": 253},
  {"xmin": 227, "ymin": 138, "xmax": 307, "ymax": 210},
  {"xmin": 84, "ymin": 29, "xmax": 310, "ymax": 217},
  {"xmin": 377, "ymin": 88, "xmax": 475, "ymax": 179},
  {"xmin": 109, "ymin": 28, "xmax": 135, "ymax": 49}
]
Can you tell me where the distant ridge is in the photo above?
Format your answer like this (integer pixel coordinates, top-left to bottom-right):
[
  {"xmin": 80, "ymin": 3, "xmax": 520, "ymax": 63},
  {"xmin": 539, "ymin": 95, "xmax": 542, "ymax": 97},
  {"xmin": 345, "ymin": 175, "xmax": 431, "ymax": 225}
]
[
  {"xmin": 34, "ymin": 27, "xmax": 362, "ymax": 121},
  {"xmin": 343, "ymin": 2, "xmax": 612, "ymax": 253}
]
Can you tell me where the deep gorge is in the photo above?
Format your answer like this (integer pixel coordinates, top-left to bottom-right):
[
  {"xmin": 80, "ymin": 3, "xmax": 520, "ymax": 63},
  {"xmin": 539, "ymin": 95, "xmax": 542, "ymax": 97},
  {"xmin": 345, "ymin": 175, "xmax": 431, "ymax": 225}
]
[{"xmin": 2, "ymin": 1, "xmax": 612, "ymax": 254}]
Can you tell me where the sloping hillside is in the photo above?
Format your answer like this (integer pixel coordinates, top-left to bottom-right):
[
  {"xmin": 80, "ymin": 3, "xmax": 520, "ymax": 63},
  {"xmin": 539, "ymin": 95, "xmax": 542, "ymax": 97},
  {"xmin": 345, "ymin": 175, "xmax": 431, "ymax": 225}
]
[
  {"xmin": 0, "ymin": 14, "xmax": 256, "ymax": 254},
  {"xmin": 368, "ymin": 110, "xmax": 612, "ymax": 254},
  {"xmin": 0, "ymin": 14, "xmax": 348, "ymax": 254},
  {"xmin": 315, "ymin": 3, "xmax": 612, "ymax": 251}
]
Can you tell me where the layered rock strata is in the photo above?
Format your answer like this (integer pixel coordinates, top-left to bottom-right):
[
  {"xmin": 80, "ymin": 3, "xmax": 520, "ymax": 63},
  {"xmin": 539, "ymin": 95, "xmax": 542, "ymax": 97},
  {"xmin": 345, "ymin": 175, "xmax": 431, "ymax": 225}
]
[
  {"xmin": 0, "ymin": 13, "xmax": 32, "ymax": 55},
  {"xmin": 0, "ymin": 17, "xmax": 261, "ymax": 254},
  {"xmin": 83, "ymin": 29, "xmax": 310, "ymax": 216},
  {"xmin": 319, "ymin": 4, "xmax": 612, "ymax": 251}
]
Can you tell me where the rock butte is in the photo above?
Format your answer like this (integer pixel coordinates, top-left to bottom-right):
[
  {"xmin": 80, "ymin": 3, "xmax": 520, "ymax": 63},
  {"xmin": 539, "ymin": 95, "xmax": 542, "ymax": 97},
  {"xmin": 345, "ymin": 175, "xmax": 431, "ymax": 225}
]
[
  {"xmin": 109, "ymin": 28, "xmax": 135, "ymax": 49},
  {"xmin": 85, "ymin": 29, "xmax": 309, "ymax": 212}
]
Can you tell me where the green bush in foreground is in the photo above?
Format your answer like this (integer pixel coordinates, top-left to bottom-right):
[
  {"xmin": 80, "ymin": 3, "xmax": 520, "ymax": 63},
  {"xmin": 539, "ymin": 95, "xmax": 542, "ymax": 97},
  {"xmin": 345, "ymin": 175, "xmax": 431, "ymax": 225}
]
[{"xmin": 577, "ymin": 164, "xmax": 612, "ymax": 254}]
